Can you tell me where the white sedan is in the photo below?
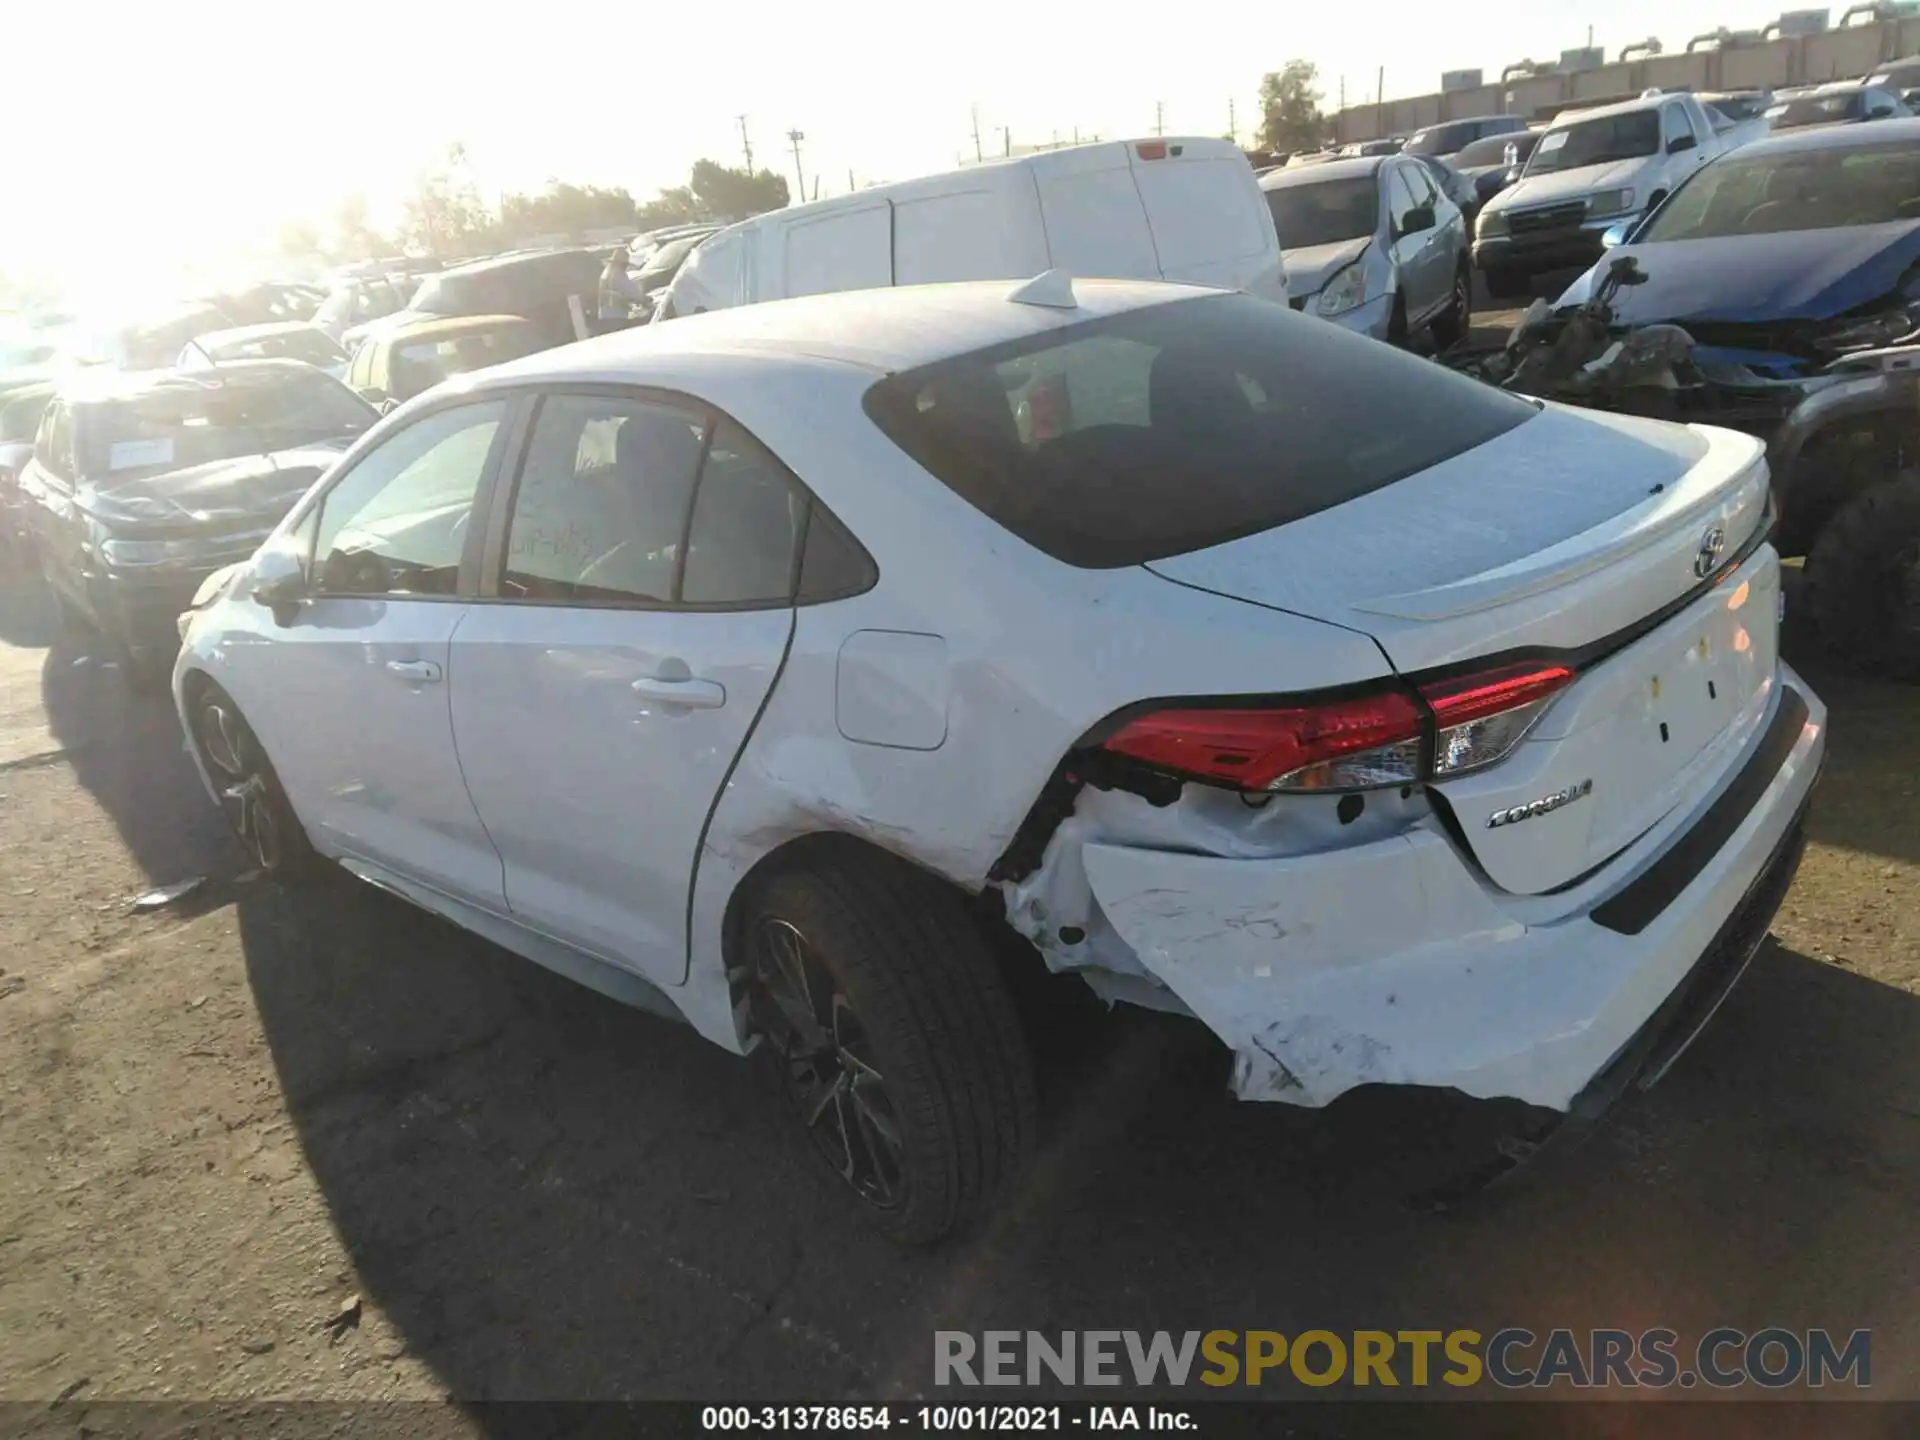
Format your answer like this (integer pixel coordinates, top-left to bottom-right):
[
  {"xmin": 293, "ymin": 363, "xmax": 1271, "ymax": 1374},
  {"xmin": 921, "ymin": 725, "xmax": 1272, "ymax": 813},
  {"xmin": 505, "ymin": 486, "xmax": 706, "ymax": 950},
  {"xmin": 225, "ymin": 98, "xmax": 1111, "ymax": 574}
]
[{"xmin": 173, "ymin": 276, "xmax": 1825, "ymax": 1242}]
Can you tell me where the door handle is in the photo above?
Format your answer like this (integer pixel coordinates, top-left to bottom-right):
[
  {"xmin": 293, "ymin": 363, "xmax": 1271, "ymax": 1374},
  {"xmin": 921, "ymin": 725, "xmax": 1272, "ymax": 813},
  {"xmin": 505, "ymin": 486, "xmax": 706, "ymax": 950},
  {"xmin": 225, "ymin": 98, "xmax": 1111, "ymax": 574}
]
[
  {"xmin": 631, "ymin": 675, "xmax": 726, "ymax": 709},
  {"xmin": 385, "ymin": 659, "xmax": 443, "ymax": 683}
]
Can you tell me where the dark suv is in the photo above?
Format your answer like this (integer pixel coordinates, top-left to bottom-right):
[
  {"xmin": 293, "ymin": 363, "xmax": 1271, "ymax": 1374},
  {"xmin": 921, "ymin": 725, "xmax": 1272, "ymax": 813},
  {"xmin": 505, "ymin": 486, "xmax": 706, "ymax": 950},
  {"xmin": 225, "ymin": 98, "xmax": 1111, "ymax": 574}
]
[
  {"xmin": 343, "ymin": 248, "xmax": 605, "ymax": 353},
  {"xmin": 16, "ymin": 362, "xmax": 376, "ymax": 678}
]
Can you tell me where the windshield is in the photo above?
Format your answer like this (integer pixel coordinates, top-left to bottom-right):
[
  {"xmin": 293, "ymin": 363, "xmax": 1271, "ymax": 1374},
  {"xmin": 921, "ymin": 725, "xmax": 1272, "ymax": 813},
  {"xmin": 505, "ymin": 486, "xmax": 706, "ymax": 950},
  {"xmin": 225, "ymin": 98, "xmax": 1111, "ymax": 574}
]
[
  {"xmin": 1525, "ymin": 110, "xmax": 1661, "ymax": 175},
  {"xmin": 391, "ymin": 325, "xmax": 539, "ymax": 393},
  {"xmin": 1265, "ymin": 176, "xmax": 1380, "ymax": 249},
  {"xmin": 862, "ymin": 292, "xmax": 1534, "ymax": 569},
  {"xmin": 79, "ymin": 371, "xmax": 375, "ymax": 482},
  {"xmin": 1640, "ymin": 140, "xmax": 1920, "ymax": 241},
  {"xmin": 1767, "ymin": 93, "xmax": 1866, "ymax": 127},
  {"xmin": 1405, "ymin": 124, "xmax": 1471, "ymax": 157},
  {"xmin": 1708, "ymin": 95, "xmax": 1769, "ymax": 122},
  {"xmin": 208, "ymin": 330, "xmax": 347, "ymax": 367},
  {"xmin": 1455, "ymin": 132, "xmax": 1524, "ymax": 167}
]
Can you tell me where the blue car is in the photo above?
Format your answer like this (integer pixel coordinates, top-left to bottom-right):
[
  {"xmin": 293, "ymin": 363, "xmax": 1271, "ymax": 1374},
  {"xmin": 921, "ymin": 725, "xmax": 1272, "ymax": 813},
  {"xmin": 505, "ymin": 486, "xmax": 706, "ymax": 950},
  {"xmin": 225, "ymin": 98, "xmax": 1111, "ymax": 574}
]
[{"xmin": 1555, "ymin": 119, "xmax": 1920, "ymax": 379}]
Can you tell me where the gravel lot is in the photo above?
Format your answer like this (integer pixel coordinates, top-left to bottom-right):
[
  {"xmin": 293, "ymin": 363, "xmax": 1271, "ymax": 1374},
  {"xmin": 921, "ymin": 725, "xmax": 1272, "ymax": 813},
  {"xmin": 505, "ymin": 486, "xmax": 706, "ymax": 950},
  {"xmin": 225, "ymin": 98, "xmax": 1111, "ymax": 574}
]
[{"xmin": 1, "ymin": 312, "xmax": 1915, "ymax": 1412}]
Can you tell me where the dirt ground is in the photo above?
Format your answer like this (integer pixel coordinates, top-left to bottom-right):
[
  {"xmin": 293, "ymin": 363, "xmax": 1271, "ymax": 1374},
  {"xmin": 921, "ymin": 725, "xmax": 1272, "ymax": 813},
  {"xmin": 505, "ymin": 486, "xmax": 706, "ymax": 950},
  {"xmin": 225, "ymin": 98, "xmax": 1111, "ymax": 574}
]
[{"xmin": 1, "ymin": 340, "xmax": 1916, "ymax": 1414}]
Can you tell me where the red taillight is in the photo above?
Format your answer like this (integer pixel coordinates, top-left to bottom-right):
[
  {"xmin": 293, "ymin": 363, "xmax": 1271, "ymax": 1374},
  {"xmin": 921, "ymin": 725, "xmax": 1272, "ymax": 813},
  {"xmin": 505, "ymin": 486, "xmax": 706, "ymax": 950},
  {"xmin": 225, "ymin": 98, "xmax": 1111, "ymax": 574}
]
[
  {"xmin": 1102, "ymin": 690, "xmax": 1424, "ymax": 793},
  {"xmin": 1100, "ymin": 664, "xmax": 1577, "ymax": 795},
  {"xmin": 1134, "ymin": 140, "xmax": 1169, "ymax": 161}
]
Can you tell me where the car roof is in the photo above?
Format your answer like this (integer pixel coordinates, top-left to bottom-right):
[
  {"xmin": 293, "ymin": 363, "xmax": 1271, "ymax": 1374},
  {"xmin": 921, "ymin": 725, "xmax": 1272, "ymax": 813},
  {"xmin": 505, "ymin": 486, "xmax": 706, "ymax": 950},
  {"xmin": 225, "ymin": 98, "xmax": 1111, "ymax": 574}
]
[
  {"xmin": 1260, "ymin": 156, "xmax": 1382, "ymax": 189},
  {"xmin": 379, "ymin": 313, "xmax": 534, "ymax": 344},
  {"xmin": 433, "ymin": 247, "xmax": 601, "ymax": 279},
  {"xmin": 59, "ymin": 358, "xmax": 319, "ymax": 404},
  {"xmin": 1550, "ymin": 94, "xmax": 1675, "ymax": 125},
  {"xmin": 468, "ymin": 278, "xmax": 1202, "ymax": 384},
  {"xmin": 194, "ymin": 321, "xmax": 330, "ymax": 348},
  {"xmin": 1717, "ymin": 115, "xmax": 1920, "ymax": 155}
]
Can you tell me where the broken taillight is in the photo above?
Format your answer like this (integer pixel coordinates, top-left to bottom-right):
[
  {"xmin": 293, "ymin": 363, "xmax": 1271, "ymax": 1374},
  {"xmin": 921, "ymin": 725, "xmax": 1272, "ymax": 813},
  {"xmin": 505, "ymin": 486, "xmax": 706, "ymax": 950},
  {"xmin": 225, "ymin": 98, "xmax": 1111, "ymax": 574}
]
[{"xmin": 1100, "ymin": 663, "xmax": 1576, "ymax": 794}]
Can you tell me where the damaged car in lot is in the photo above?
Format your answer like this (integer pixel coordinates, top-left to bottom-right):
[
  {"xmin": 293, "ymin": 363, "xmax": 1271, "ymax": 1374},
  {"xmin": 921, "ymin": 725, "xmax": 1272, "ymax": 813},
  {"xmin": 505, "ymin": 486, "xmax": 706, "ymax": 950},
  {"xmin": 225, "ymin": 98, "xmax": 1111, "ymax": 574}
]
[
  {"xmin": 171, "ymin": 279, "xmax": 1824, "ymax": 1242},
  {"xmin": 1546, "ymin": 121, "xmax": 1920, "ymax": 677},
  {"xmin": 17, "ymin": 362, "xmax": 377, "ymax": 680}
]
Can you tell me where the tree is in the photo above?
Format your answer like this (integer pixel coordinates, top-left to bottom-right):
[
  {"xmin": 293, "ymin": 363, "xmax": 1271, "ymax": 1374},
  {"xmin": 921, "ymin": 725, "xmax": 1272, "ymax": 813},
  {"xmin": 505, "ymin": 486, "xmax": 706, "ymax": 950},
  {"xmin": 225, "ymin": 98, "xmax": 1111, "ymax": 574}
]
[
  {"xmin": 333, "ymin": 194, "xmax": 391, "ymax": 261},
  {"xmin": 499, "ymin": 182, "xmax": 640, "ymax": 242},
  {"xmin": 1258, "ymin": 60, "xmax": 1332, "ymax": 155},
  {"xmin": 277, "ymin": 218, "xmax": 322, "ymax": 260},
  {"xmin": 401, "ymin": 143, "xmax": 497, "ymax": 258},
  {"xmin": 686, "ymin": 160, "xmax": 789, "ymax": 220}
]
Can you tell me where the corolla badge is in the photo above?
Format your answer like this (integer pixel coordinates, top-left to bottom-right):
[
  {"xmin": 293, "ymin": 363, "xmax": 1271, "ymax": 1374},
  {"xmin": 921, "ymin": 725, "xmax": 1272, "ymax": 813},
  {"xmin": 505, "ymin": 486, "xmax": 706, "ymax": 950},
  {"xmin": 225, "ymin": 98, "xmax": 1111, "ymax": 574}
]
[
  {"xmin": 1693, "ymin": 525, "xmax": 1727, "ymax": 579},
  {"xmin": 1487, "ymin": 778, "xmax": 1594, "ymax": 829}
]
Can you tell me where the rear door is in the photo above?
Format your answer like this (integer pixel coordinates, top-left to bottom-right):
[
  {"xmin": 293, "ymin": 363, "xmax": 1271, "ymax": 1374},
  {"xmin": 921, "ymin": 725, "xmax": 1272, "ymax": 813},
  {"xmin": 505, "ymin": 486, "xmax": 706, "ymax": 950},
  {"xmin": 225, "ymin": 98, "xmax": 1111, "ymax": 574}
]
[
  {"xmin": 779, "ymin": 202, "xmax": 893, "ymax": 299},
  {"xmin": 448, "ymin": 388, "xmax": 802, "ymax": 985},
  {"xmin": 1032, "ymin": 145, "xmax": 1161, "ymax": 281},
  {"xmin": 1126, "ymin": 140, "xmax": 1283, "ymax": 296}
]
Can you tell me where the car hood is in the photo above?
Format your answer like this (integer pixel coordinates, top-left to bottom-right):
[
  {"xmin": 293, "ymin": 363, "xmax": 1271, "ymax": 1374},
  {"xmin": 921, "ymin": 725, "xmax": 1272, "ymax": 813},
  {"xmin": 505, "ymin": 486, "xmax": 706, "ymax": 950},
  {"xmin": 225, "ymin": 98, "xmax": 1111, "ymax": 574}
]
[
  {"xmin": 1590, "ymin": 222, "xmax": 1920, "ymax": 323},
  {"xmin": 1282, "ymin": 237, "xmax": 1373, "ymax": 296},
  {"xmin": 1489, "ymin": 157, "xmax": 1647, "ymax": 212},
  {"xmin": 80, "ymin": 445, "xmax": 345, "ymax": 529}
]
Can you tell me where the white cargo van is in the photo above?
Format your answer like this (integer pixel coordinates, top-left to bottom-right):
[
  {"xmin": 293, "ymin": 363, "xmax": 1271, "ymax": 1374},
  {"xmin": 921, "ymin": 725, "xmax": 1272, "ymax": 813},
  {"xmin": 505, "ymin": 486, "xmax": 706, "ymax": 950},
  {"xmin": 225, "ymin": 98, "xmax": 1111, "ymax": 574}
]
[{"xmin": 659, "ymin": 138, "xmax": 1288, "ymax": 317}]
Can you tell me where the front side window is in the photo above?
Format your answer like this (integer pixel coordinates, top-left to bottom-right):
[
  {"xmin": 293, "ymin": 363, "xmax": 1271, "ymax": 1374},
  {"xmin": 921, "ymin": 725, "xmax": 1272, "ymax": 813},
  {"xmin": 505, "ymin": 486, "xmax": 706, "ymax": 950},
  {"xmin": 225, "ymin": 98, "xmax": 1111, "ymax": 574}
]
[
  {"xmin": 863, "ymin": 292, "xmax": 1535, "ymax": 569},
  {"xmin": 311, "ymin": 400, "xmax": 505, "ymax": 597},
  {"xmin": 1661, "ymin": 104, "xmax": 1696, "ymax": 148},
  {"xmin": 1386, "ymin": 167, "xmax": 1423, "ymax": 234},
  {"xmin": 35, "ymin": 402, "xmax": 74, "ymax": 481}
]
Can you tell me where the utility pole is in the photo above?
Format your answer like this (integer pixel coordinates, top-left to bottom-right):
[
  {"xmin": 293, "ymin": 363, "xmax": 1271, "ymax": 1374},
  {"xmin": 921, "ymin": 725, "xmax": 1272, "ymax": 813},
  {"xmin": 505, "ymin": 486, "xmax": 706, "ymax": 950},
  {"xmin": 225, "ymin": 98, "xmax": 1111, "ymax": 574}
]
[
  {"xmin": 1376, "ymin": 65, "xmax": 1385, "ymax": 134},
  {"xmin": 998, "ymin": 126, "xmax": 1011, "ymax": 157},
  {"xmin": 736, "ymin": 115, "xmax": 753, "ymax": 173},
  {"xmin": 1227, "ymin": 96, "xmax": 1237, "ymax": 144},
  {"xmin": 971, "ymin": 103, "xmax": 984, "ymax": 161},
  {"xmin": 1155, "ymin": 100, "xmax": 1165, "ymax": 136},
  {"xmin": 848, "ymin": 168, "xmax": 856, "ymax": 192},
  {"xmin": 786, "ymin": 129, "xmax": 806, "ymax": 204}
]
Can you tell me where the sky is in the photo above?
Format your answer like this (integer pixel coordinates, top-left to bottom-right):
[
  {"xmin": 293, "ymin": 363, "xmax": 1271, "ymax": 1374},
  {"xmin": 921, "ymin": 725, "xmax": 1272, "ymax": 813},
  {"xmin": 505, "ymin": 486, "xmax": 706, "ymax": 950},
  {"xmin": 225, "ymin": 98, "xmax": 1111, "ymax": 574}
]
[{"xmin": 4, "ymin": 0, "xmax": 1784, "ymax": 306}]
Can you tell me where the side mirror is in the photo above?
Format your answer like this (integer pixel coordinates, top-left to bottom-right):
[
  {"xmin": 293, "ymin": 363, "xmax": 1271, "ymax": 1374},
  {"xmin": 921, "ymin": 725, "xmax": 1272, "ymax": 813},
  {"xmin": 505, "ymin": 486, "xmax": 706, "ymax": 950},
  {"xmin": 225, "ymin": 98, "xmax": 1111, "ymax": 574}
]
[
  {"xmin": 250, "ymin": 545, "xmax": 307, "ymax": 624},
  {"xmin": 377, "ymin": 396, "xmax": 399, "ymax": 416},
  {"xmin": 1601, "ymin": 221, "xmax": 1633, "ymax": 249},
  {"xmin": 1667, "ymin": 134, "xmax": 1698, "ymax": 154},
  {"xmin": 1400, "ymin": 204, "xmax": 1436, "ymax": 237}
]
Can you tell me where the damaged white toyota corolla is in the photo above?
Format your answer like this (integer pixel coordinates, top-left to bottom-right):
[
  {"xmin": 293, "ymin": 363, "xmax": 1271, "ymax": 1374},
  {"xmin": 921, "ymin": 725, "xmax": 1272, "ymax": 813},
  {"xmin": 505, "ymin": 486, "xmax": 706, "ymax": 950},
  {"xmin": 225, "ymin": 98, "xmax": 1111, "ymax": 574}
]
[{"xmin": 173, "ymin": 276, "xmax": 1824, "ymax": 1243}]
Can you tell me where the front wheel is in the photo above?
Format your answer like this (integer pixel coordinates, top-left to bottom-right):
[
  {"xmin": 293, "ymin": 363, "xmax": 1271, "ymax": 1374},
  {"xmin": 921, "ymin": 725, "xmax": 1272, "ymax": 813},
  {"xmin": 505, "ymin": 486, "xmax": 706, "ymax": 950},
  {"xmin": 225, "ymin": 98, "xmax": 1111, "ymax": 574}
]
[
  {"xmin": 190, "ymin": 682, "xmax": 314, "ymax": 877},
  {"xmin": 743, "ymin": 849, "xmax": 1037, "ymax": 1244},
  {"xmin": 1801, "ymin": 474, "xmax": 1920, "ymax": 681}
]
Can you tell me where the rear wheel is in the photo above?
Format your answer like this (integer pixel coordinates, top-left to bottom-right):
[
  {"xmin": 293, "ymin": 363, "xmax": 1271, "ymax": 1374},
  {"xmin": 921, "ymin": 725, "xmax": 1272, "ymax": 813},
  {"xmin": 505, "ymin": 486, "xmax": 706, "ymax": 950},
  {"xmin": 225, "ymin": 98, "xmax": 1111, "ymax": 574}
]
[
  {"xmin": 189, "ymin": 682, "xmax": 313, "ymax": 877},
  {"xmin": 1431, "ymin": 263, "xmax": 1472, "ymax": 350},
  {"xmin": 1802, "ymin": 473, "xmax": 1920, "ymax": 681},
  {"xmin": 743, "ymin": 848, "xmax": 1037, "ymax": 1244},
  {"xmin": 1483, "ymin": 266, "xmax": 1531, "ymax": 301}
]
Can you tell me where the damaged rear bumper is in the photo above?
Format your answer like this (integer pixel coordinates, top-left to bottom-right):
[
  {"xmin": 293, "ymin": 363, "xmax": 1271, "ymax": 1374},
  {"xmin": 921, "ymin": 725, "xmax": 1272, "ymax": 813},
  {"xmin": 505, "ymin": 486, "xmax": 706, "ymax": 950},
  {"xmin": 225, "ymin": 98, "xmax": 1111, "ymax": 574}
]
[{"xmin": 1072, "ymin": 670, "xmax": 1825, "ymax": 1111}]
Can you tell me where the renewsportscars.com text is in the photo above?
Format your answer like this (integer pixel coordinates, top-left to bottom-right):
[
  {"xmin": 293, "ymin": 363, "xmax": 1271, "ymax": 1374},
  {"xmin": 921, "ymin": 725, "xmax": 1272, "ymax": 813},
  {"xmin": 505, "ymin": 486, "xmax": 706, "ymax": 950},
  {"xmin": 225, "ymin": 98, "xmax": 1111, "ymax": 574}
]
[{"xmin": 934, "ymin": 1328, "xmax": 1871, "ymax": 1390}]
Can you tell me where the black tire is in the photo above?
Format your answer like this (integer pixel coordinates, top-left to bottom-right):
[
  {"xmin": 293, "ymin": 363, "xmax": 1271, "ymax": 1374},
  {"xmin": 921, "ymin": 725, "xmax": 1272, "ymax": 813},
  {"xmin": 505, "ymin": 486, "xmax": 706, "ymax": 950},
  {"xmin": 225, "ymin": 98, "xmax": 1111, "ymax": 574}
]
[
  {"xmin": 1801, "ymin": 474, "xmax": 1920, "ymax": 681},
  {"xmin": 187, "ymin": 680, "xmax": 315, "ymax": 878},
  {"xmin": 1386, "ymin": 295, "xmax": 1409, "ymax": 348},
  {"xmin": 742, "ymin": 848, "xmax": 1038, "ymax": 1244},
  {"xmin": 1431, "ymin": 263, "xmax": 1472, "ymax": 350},
  {"xmin": 1483, "ymin": 267, "xmax": 1531, "ymax": 301}
]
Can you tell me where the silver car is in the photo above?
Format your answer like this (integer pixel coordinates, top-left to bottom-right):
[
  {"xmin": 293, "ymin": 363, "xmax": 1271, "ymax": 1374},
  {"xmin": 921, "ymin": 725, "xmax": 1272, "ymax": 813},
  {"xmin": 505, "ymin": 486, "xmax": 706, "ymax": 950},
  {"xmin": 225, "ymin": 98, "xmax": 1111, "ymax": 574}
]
[{"xmin": 1260, "ymin": 155, "xmax": 1472, "ymax": 348}]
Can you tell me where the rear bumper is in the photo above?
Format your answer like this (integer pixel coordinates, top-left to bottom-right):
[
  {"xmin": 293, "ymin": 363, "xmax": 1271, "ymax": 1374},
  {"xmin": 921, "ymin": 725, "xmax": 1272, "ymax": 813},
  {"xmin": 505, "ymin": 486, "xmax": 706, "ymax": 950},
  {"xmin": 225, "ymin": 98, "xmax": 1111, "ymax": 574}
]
[{"xmin": 1078, "ymin": 666, "xmax": 1825, "ymax": 1111}]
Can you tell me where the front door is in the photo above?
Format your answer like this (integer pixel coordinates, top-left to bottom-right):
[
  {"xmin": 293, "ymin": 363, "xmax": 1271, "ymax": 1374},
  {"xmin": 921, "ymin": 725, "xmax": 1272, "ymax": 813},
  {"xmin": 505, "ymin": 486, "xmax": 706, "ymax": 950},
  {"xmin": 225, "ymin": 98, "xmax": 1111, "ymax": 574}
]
[
  {"xmin": 233, "ymin": 398, "xmax": 512, "ymax": 906},
  {"xmin": 450, "ymin": 392, "xmax": 803, "ymax": 985}
]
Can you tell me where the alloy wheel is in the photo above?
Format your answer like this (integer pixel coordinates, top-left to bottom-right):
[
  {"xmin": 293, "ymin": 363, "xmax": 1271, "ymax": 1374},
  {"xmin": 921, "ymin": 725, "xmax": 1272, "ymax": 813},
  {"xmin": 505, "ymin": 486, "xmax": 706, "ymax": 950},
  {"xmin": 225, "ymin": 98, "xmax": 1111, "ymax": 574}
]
[
  {"xmin": 197, "ymin": 698, "xmax": 284, "ymax": 872},
  {"xmin": 753, "ymin": 918, "xmax": 906, "ymax": 1209}
]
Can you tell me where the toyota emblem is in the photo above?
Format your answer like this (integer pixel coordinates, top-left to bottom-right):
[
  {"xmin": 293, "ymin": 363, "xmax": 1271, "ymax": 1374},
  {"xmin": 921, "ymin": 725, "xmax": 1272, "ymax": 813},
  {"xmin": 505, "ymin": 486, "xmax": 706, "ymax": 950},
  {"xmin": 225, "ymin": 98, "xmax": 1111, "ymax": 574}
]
[{"xmin": 1693, "ymin": 525, "xmax": 1727, "ymax": 579}]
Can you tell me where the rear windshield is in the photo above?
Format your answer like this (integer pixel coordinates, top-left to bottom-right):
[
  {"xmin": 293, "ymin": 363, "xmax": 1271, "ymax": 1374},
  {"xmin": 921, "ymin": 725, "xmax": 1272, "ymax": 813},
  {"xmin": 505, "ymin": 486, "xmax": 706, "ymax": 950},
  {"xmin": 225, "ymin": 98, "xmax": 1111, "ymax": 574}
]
[
  {"xmin": 409, "ymin": 270, "xmax": 503, "ymax": 316},
  {"xmin": 862, "ymin": 292, "xmax": 1536, "ymax": 568},
  {"xmin": 208, "ymin": 329, "xmax": 346, "ymax": 366},
  {"xmin": 1405, "ymin": 123, "xmax": 1471, "ymax": 156},
  {"xmin": 1766, "ymin": 93, "xmax": 1865, "ymax": 128},
  {"xmin": 1525, "ymin": 110, "xmax": 1661, "ymax": 175},
  {"xmin": 392, "ymin": 325, "xmax": 539, "ymax": 390},
  {"xmin": 1640, "ymin": 140, "xmax": 1920, "ymax": 240},
  {"xmin": 1455, "ymin": 132, "xmax": 1533, "ymax": 168},
  {"xmin": 1264, "ymin": 175, "xmax": 1380, "ymax": 248},
  {"xmin": 79, "ymin": 370, "xmax": 376, "ymax": 481}
]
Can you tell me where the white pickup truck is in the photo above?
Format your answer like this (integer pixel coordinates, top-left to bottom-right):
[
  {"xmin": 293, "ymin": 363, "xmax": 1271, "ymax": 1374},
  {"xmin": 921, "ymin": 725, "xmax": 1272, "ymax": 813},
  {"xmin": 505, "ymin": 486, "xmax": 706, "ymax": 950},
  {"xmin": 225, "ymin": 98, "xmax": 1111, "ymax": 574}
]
[{"xmin": 1472, "ymin": 92, "xmax": 1735, "ymax": 298}]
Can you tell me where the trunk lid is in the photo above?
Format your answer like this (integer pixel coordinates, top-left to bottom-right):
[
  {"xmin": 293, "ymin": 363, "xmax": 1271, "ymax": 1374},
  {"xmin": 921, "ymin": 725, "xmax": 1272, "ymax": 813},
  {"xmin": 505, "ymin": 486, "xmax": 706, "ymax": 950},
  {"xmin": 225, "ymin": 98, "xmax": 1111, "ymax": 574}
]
[{"xmin": 1144, "ymin": 406, "xmax": 1775, "ymax": 894}]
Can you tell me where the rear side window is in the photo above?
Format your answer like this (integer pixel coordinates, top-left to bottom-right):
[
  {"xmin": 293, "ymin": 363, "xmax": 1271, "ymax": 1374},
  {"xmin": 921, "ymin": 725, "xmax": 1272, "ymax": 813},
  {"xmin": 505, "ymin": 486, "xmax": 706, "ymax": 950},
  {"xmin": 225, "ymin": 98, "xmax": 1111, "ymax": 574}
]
[{"xmin": 862, "ymin": 292, "xmax": 1536, "ymax": 569}]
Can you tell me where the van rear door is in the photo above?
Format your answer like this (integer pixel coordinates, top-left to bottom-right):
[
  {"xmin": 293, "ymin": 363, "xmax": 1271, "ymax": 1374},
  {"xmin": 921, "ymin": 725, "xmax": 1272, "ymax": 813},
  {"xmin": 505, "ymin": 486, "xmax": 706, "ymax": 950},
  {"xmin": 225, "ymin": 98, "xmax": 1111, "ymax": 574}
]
[
  {"xmin": 1030, "ymin": 145, "xmax": 1161, "ymax": 282},
  {"xmin": 779, "ymin": 200, "xmax": 893, "ymax": 299},
  {"xmin": 1127, "ymin": 138, "xmax": 1288, "ymax": 303}
]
